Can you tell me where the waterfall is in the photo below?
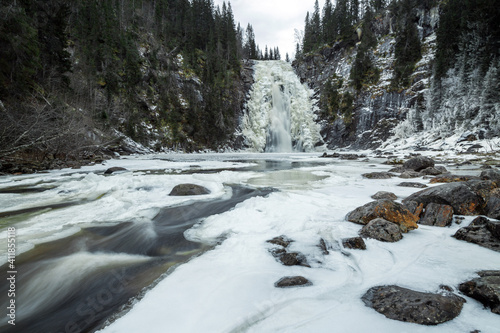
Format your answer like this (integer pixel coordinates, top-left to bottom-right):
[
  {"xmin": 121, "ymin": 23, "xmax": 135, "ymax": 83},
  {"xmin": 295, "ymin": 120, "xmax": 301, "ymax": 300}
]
[{"xmin": 241, "ymin": 61, "xmax": 322, "ymax": 152}]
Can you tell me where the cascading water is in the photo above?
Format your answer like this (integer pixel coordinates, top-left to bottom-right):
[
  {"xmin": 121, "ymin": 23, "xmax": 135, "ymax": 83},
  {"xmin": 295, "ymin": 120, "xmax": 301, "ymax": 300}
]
[{"xmin": 241, "ymin": 60, "xmax": 322, "ymax": 152}]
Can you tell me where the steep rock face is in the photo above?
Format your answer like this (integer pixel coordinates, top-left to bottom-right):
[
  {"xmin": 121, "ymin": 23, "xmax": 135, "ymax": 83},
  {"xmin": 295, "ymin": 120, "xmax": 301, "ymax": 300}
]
[{"xmin": 293, "ymin": 7, "xmax": 439, "ymax": 149}]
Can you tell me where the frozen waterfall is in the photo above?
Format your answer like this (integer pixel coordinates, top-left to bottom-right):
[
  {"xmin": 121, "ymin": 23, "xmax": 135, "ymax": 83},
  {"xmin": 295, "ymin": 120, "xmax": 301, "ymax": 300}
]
[{"xmin": 241, "ymin": 61, "xmax": 322, "ymax": 152}]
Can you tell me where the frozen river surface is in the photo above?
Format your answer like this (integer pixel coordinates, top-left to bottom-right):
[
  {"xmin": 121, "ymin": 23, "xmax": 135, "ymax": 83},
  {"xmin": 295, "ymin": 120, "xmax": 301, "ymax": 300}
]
[{"xmin": 1, "ymin": 152, "xmax": 500, "ymax": 333}]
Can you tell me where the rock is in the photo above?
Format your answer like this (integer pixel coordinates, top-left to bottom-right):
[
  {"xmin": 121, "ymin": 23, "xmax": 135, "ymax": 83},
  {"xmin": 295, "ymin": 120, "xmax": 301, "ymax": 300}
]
[
  {"xmin": 421, "ymin": 167, "xmax": 446, "ymax": 176},
  {"xmin": 403, "ymin": 180, "xmax": 498, "ymax": 215},
  {"xmin": 342, "ymin": 237, "xmax": 367, "ymax": 250},
  {"xmin": 398, "ymin": 182, "xmax": 428, "ymax": 188},
  {"xmin": 362, "ymin": 172, "xmax": 394, "ymax": 179},
  {"xmin": 362, "ymin": 285, "xmax": 466, "ymax": 325},
  {"xmin": 419, "ymin": 203, "xmax": 454, "ymax": 227},
  {"xmin": 459, "ymin": 271, "xmax": 500, "ymax": 315},
  {"xmin": 319, "ymin": 238, "xmax": 329, "ymax": 254},
  {"xmin": 481, "ymin": 169, "xmax": 500, "ymax": 182},
  {"xmin": 340, "ymin": 154, "xmax": 363, "ymax": 160},
  {"xmin": 403, "ymin": 156, "xmax": 435, "ymax": 172},
  {"xmin": 404, "ymin": 201, "xmax": 424, "ymax": 218},
  {"xmin": 359, "ymin": 218, "xmax": 403, "ymax": 242},
  {"xmin": 453, "ymin": 216, "xmax": 500, "ymax": 252},
  {"xmin": 267, "ymin": 236, "xmax": 292, "ymax": 248},
  {"xmin": 485, "ymin": 188, "xmax": 500, "ymax": 219},
  {"xmin": 388, "ymin": 166, "xmax": 407, "ymax": 173},
  {"xmin": 371, "ymin": 191, "xmax": 397, "ymax": 200},
  {"xmin": 275, "ymin": 276, "xmax": 312, "ymax": 288},
  {"xmin": 169, "ymin": 184, "xmax": 211, "ymax": 196},
  {"xmin": 347, "ymin": 199, "xmax": 419, "ymax": 232},
  {"xmin": 430, "ymin": 175, "xmax": 479, "ymax": 183},
  {"xmin": 400, "ymin": 170, "xmax": 421, "ymax": 179},
  {"xmin": 104, "ymin": 167, "xmax": 127, "ymax": 174},
  {"xmin": 277, "ymin": 252, "xmax": 310, "ymax": 267}
]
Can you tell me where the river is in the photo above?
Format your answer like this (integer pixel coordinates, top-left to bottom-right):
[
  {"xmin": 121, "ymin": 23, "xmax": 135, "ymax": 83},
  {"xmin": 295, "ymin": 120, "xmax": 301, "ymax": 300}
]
[{"xmin": 1, "ymin": 152, "xmax": 500, "ymax": 333}]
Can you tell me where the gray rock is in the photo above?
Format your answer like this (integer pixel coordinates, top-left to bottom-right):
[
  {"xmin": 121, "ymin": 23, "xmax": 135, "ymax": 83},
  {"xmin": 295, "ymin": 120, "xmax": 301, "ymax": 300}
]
[
  {"xmin": 362, "ymin": 285, "xmax": 466, "ymax": 325},
  {"xmin": 362, "ymin": 172, "xmax": 395, "ymax": 179},
  {"xmin": 459, "ymin": 271, "xmax": 500, "ymax": 315},
  {"xmin": 481, "ymin": 169, "xmax": 500, "ymax": 182},
  {"xmin": 275, "ymin": 276, "xmax": 312, "ymax": 288},
  {"xmin": 277, "ymin": 252, "xmax": 310, "ymax": 267},
  {"xmin": 421, "ymin": 167, "xmax": 446, "ymax": 176},
  {"xmin": 359, "ymin": 218, "xmax": 403, "ymax": 242},
  {"xmin": 419, "ymin": 203, "xmax": 454, "ymax": 227},
  {"xmin": 398, "ymin": 182, "xmax": 428, "ymax": 188},
  {"xmin": 400, "ymin": 170, "xmax": 422, "ymax": 179},
  {"xmin": 267, "ymin": 236, "xmax": 292, "ymax": 248},
  {"xmin": 104, "ymin": 167, "xmax": 128, "ymax": 174},
  {"xmin": 388, "ymin": 166, "xmax": 407, "ymax": 173},
  {"xmin": 453, "ymin": 216, "xmax": 500, "ymax": 252},
  {"xmin": 169, "ymin": 184, "xmax": 211, "ymax": 196},
  {"xmin": 403, "ymin": 156, "xmax": 435, "ymax": 172},
  {"xmin": 342, "ymin": 237, "xmax": 367, "ymax": 250},
  {"xmin": 403, "ymin": 180, "xmax": 498, "ymax": 215},
  {"xmin": 371, "ymin": 191, "xmax": 397, "ymax": 200}
]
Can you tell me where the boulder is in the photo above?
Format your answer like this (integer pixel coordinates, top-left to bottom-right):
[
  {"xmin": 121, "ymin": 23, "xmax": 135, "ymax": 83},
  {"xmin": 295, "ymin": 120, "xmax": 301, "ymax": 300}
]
[
  {"xmin": 481, "ymin": 169, "xmax": 500, "ymax": 182},
  {"xmin": 419, "ymin": 203, "xmax": 454, "ymax": 227},
  {"xmin": 359, "ymin": 218, "xmax": 403, "ymax": 242},
  {"xmin": 421, "ymin": 167, "xmax": 446, "ymax": 176},
  {"xmin": 404, "ymin": 200, "xmax": 424, "ymax": 218},
  {"xmin": 388, "ymin": 166, "xmax": 407, "ymax": 173},
  {"xmin": 342, "ymin": 237, "xmax": 367, "ymax": 250},
  {"xmin": 275, "ymin": 276, "xmax": 312, "ymax": 288},
  {"xmin": 104, "ymin": 167, "xmax": 127, "ymax": 174},
  {"xmin": 430, "ymin": 175, "xmax": 479, "ymax": 184},
  {"xmin": 400, "ymin": 170, "xmax": 421, "ymax": 179},
  {"xmin": 277, "ymin": 252, "xmax": 310, "ymax": 267},
  {"xmin": 485, "ymin": 188, "xmax": 500, "ymax": 219},
  {"xmin": 459, "ymin": 271, "xmax": 500, "ymax": 315},
  {"xmin": 453, "ymin": 216, "xmax": 500, "ymax": 252},
  {"xmin": 362, "ymin": 285, "xmax": 466, "ymax": 325},
  {"xmin": 403, "ymin": 156, "xmax": 435, "ymax": 172},
  {"xmin": 403, "ymin": 180, "xmax": 498, "ymax": 215},
  {"xmin": 169, "ymin": 184, "xmax": 211, "ymax": 196},
  {"xmin": 347, "ymin": 199, "xmax": 419, "ymax": 232},
  {"xmin": 371, "ymin": 191, "xmax": 397, "ymax": 200},
  {"xmin": 362, "ymin": 172, "xmax": 394, "ymax": 179},
  {"xmin": 398, "ymin": 182, "xmax": 428, "ymax": 188}
]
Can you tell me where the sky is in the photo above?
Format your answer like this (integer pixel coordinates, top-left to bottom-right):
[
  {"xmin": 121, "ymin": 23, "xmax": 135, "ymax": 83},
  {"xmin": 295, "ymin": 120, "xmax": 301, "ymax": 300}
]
[{"xmin": 213, "ymin": 0, "xmax": 326, "ymax": 60}]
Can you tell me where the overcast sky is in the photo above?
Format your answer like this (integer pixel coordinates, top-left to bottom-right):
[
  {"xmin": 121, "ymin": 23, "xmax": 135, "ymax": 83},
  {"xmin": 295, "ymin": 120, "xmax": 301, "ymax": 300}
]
[{"xmin": 213, "ymin": 0, "xmax": 326, "ymax": 59}]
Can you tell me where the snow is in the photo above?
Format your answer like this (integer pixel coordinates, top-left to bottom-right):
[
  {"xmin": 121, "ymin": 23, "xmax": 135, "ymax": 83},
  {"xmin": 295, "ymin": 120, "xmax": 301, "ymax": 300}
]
[{"xmin": 85, "ymin": 153, "xmax": 500, "ymax": 333}]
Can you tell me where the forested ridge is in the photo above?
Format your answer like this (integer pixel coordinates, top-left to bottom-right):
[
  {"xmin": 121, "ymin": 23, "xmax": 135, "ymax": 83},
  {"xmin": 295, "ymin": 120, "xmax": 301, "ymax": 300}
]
[
  {"xmin": 294, "ymin": 0, "xmax": 500, "ymax": 149},
  {"xmin": 0, "ymin": 0, "xmax": 281, "ymax": 172}
]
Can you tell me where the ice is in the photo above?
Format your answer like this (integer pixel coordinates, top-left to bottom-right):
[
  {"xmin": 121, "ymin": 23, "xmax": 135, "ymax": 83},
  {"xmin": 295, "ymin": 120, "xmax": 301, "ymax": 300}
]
[{"xmin": 97, "ymin": 154, "xmax": 500, "ymax": 333}]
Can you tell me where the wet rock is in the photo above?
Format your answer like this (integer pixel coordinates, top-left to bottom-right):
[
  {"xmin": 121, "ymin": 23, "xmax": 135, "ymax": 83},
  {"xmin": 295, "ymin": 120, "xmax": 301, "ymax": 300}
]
[
  {"xmin": 169, "ymin": 184, "xmax": 211, "ymax": 196},
  {"xmin": 485, "ymin": 188, "xmax": 500, "ymax": 219},
  {"xmin": 403, "ymin": 156, "xmax": 435, "ymax": 172},
  {"xmin": 398, "ymin": 182, "xmax": 428, "ymax": 188},
  {"xmin": 340, "ymin": 153, "xmax": 365, "ymax": 160},
  {"xmin": 481, "ymin": 169, "xmax": 500, "ymax": 182},
  {"xmin": 388, "ymin": 166, "xmax": 407, "ymax": 173},
  {"xmin": 371, "ymin": 191, "xmax": 397, "ymax": 200},
  {"xmin": 104, "ymin": 167, "xmax": 128, "ymax": 174},
  {"xmin": 362, "ymin": 172, "xmax": 395, "ymax": 179},
  {"xmin": 362, "ymin": 285, "xmax": 466, "ymax": 325},
  {"xmin": 321, "ymin": 152, "xmax": 341, "ymax": 158},
  {"xmin": 347, "ymin": 199, "xmax": 419, "ymax": 232},
  {"xmin": 419, "ymin": 203, "xmax": 454, "ymax": 227},
  {"xmin": 267, "ymin": 236, "xmax": 292, "ymax": 248},
  {"xmin": 359, "ymin": 218, "xmax": 403, "ymax": 242},
  {"xmin": 453, "ymin": 216, "xmax": 500, "ymax": 252},
  {"xmin": 403, "ymin": 180, "xmax": 498, "ymax": 215},
  {"xmin": 342, "ymin": 237, "xmax": 367, "ymax": 250},
  {"xmin": 319, "ymin": 238, "xmax": 330, "ymax": 254},
  {"xmin": 459, "ymin": 271, "xmax": 500, "ymax": 315},
  {"xmin": 400, "ymin": 170, "xmax": 421, "ymax": 179},
  {"xmin": 275, "ymin": 276, "xmax": 312, "ymax": 288}
]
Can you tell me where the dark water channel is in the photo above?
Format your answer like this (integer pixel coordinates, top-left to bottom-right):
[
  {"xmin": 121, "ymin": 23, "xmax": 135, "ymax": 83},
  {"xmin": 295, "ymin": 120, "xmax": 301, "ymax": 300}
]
[{"xmin": 0, "ymin": 183, "xmax": 275, "ymax": 333}]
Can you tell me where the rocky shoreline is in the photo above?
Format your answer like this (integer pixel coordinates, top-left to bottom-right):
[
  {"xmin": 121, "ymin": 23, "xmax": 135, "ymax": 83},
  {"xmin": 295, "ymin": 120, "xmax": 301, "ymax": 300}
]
[{"xmin": 268, "ymin": 153, "xmax": 500, "ymax": 326}]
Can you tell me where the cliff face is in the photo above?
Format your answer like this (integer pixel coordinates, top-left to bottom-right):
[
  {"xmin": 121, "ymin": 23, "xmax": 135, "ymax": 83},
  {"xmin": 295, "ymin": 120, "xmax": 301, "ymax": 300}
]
[{"xmin": 293, "ymin": 6, "xmax": 440, "ymax": 149}]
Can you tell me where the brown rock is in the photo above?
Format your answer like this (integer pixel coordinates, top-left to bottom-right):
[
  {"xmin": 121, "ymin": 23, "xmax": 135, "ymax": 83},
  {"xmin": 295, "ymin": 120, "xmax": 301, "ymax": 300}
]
[
  {"xmin": 275, "ymin": 276, "xmax": 312, "ymax": 288},
  {"xmin": 347, "ymin": 199, "xmax": 419, "ymax": 232},
  {"xmin": 419, "ymin": 203, "xmax": 454, "ymax": 227},
  {"xmin": 430, "ymin": 175, "xmax": 479, "ymax": 184},
  {"xmin": 342, "ymin": 237, "xmax": 367, "ymax": 250},
  {"xmin": 267, "ymin": 236, "xmax": 292, "ymax": 248},
  {"xmin": 169, "ymin": 184, "xmax": 211, "ymax": 196},
  {"xmin": 362, "ymin": 172, "xmax": 395, "ymax": 179}
]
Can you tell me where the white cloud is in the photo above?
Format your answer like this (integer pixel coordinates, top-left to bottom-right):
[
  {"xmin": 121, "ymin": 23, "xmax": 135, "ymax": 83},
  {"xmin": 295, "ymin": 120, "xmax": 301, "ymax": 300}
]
[{"xmin": 213, "ymin": 0, "xmax": 325, "ymax": 59}]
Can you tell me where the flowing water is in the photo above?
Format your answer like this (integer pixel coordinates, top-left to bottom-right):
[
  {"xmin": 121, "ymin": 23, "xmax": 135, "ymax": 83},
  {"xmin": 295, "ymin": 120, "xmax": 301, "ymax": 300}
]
[{"xmin": 241, "ymin": 61, "xmax": 322, "ymax": 152}]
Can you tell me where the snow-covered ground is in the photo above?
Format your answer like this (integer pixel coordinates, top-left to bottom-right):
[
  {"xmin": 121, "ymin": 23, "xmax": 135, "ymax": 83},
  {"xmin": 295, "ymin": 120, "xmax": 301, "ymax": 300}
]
[{"xmin": 1, "ymin": 152, "xmax": 500, "ymax": 332}]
